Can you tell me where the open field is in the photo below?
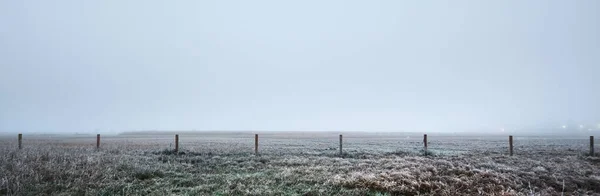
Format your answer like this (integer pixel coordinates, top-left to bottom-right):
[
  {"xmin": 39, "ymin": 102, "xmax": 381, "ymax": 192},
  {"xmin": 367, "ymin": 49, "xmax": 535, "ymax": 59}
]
[{"xmin": 1, "ymin": 132, "xmax": 599, "ymax": 195}]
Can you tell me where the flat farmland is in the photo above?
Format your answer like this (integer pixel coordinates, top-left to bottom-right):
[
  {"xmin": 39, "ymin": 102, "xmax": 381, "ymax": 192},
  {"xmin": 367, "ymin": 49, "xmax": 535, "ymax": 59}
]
[{"xmin": 1, "ymin": 132, "xmax": 599, "ymax": 195}]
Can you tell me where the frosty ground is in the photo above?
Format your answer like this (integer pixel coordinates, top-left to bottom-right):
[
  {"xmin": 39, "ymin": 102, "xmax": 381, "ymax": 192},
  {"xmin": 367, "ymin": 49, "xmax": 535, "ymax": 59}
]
[{"xmin": 1, "ymin": 132, "xmax": 599, "ymax": 195}]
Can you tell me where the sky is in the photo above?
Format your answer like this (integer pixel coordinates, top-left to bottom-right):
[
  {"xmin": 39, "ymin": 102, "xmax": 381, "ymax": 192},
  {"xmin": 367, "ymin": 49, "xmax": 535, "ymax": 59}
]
[{"xmin": 1, "ymin": 0, "xmax": 599, "ymax": 133}]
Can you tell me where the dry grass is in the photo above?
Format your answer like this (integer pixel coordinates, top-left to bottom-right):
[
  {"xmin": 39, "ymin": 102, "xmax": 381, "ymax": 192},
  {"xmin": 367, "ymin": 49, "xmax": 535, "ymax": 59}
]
[{"xmin": 1, "ymin": 132, "xmax": 599, "ymax": 195}]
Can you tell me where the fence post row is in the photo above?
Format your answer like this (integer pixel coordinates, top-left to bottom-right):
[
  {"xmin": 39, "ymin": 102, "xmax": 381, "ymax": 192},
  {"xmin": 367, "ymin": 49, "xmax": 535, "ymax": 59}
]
[
  {"xmin": 175, "ymin": 134, "xmax": 179, "ymax": 154},
  {"xmin": 18, "ymin": 133, "xmax": 597, "ymax": 157},
  {"xmin": 255, "ymin": 134, "xmax": 259, "ymax": 155},
  {"xmin": 509, "ymin": 135, "xmax": 513, "ymax": 156},
  {"xmin": 18, "ymin": 133, "xmax": 22, "ymax": 150}
]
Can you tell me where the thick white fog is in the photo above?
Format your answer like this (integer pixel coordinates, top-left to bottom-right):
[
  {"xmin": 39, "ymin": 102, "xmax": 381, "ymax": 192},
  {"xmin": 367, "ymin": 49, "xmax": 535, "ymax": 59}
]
[{"xmin": 1, "ymin": 1, "xmax": 599, "ymax": 133}]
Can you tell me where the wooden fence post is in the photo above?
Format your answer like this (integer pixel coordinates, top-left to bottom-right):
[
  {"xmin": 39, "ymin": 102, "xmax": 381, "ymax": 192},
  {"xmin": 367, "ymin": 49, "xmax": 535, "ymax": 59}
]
[
  {"xmin": 424, "ymin": 134, "xmax": 428, "ymax": 151},
  {"xmin": 591, "ymin": 136, "xmax": 595, "ymax": 156},
  {"xmin": 175, "ymin": 134, "xmax": 179, "ymax": 154},
  {"xmin": 96, "ymin": 134, "xmax": 100, "ymax": 149},
  {"xmin": 339, "ymin": 134, "xmax": 343, "ymax": 156},
  {"xmin": 509, "ymin": 135, "xmax": 513, "ymax": 156},
  {"xmin": 255, "ymin": 134, "xmax": 259, "ymax": 155},
  {"xmin": 18, "ymin": 133, "xmax": 22, "ymax": 150}
]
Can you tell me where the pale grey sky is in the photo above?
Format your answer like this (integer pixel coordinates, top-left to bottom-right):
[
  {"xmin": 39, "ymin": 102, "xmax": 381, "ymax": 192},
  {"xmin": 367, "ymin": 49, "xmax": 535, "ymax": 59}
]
[{"xmin": 1, "ymin": 1, "xmax": 599, "ymax": 133}]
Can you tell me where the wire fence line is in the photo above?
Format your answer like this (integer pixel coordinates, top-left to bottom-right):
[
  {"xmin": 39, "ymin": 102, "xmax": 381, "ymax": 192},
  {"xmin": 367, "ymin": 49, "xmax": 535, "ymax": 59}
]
[{"xmin": 7, "ymin": 133, "xmax": 597, "ymax": 157}]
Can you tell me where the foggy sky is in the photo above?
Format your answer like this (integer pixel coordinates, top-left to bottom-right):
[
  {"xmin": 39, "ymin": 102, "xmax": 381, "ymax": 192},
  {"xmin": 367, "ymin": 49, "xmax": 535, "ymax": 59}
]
[{"xmin": 1, "ymin": 1, "xmax": 599, "ymax": 133}]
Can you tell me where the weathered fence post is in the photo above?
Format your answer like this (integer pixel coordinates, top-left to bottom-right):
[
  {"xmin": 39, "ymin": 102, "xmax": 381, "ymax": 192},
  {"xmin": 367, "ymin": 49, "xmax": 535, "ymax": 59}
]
[
  {"xmin": 591, "ymin": 136, "xmax": 595, "ymax": 156},
  {"xmin": 509, "ymin": 135, "xmax": 513, "ymax": 156},
  {"xmin": 339, "ymin": 134, "xmax": 343, "ymax": 156},
  {"xmin": 255, "ymin": 134, "xmax": 259, "ymax": 155},
  {"xmin": 175, "ymin": 134, "xmax": 179, "ymax": 154},
  {"xmin": 424, "ymin": 134, "xmax": 428, "ymax": 151},
  {"xmin": 18, "ymin": 133, "xmax": 22, "ymax": 150},
  {"xmin": 96, "ymin": 134, "xmax": 100, "ymax": 149}
]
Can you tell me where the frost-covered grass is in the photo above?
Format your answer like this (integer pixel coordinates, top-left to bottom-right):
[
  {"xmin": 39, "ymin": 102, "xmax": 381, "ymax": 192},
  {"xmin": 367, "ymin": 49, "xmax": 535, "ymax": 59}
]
[{"xmin": 1, "ymin": 132, "xmax": 599, "ymax": 195}]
